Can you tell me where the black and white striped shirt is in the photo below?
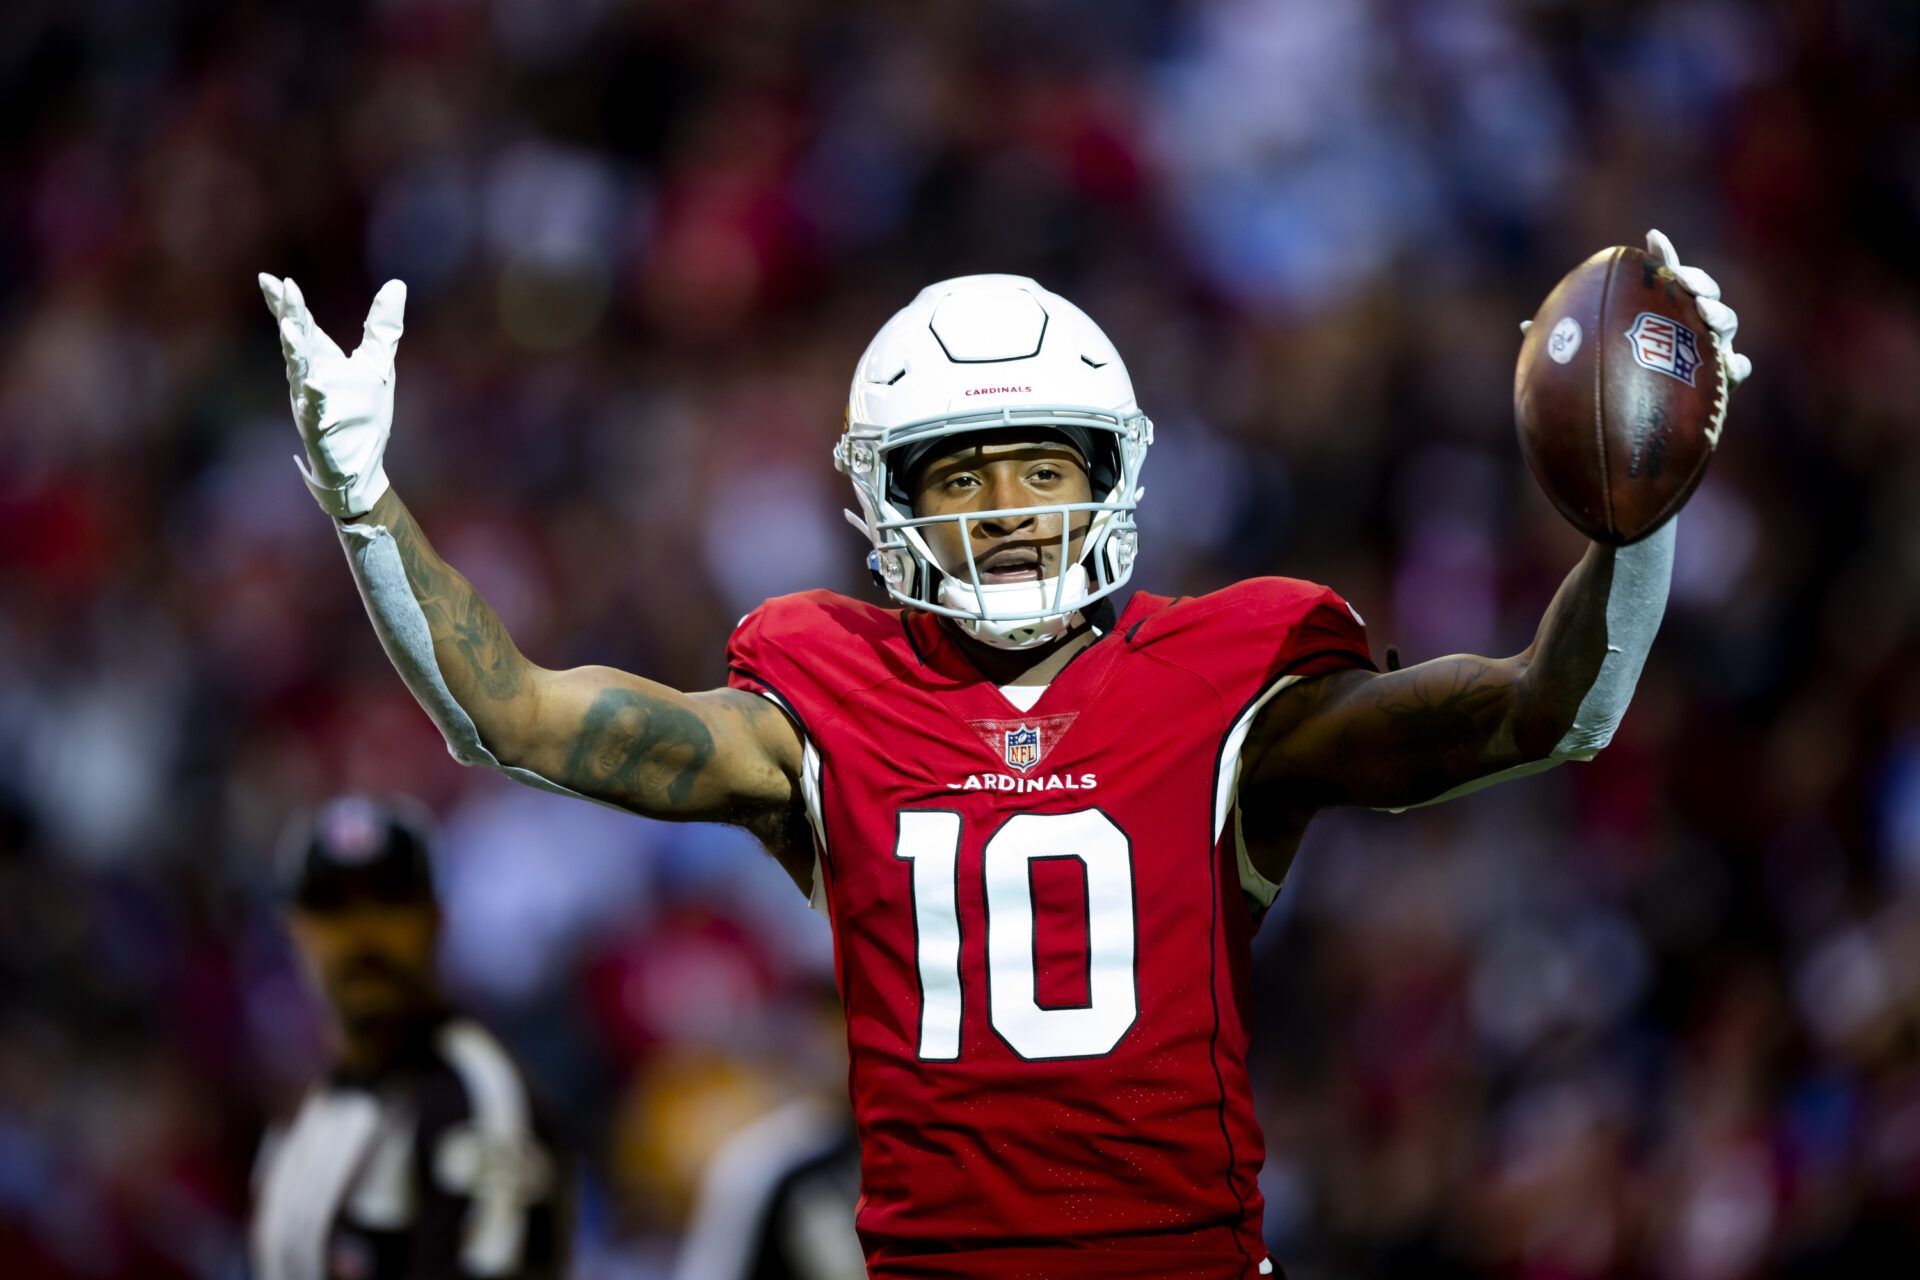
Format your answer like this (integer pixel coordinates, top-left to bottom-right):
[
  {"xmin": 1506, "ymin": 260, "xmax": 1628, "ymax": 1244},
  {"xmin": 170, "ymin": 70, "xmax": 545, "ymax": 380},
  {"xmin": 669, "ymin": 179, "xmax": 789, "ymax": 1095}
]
[{"xmin": 253, "ymin": 1013, "xmax": 570, "ymax": 1280}]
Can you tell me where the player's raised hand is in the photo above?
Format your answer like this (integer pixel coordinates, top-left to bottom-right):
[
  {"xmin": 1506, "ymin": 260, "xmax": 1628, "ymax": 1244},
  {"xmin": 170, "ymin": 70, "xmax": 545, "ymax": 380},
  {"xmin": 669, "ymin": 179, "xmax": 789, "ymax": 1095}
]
[
  {"xmin": 258, "ymin": 274, "xmax": 407, "ymax": 519},
  {"xmin": 1644, "ymin": 230, "xmax": 1751, "ymax": 390}
]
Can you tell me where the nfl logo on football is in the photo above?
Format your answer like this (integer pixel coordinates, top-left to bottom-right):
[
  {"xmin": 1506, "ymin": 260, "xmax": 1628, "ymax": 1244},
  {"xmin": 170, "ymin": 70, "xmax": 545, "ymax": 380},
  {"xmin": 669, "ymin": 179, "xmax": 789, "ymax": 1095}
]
[
  {"xmin": 1624, "ymin": 311, "xmax": 1701, "ymax": 385},
  {"xmin": 1003, "ymin": 725, "xmax": 1041, "ymax": 772}
]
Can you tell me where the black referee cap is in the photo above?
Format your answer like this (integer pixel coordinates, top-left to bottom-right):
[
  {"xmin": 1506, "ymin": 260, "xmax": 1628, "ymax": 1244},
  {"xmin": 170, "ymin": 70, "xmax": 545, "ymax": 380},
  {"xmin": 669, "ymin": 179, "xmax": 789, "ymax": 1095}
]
[{"xmin": 280, "ymin": 794, "xmax": 438, "ymax": 912}]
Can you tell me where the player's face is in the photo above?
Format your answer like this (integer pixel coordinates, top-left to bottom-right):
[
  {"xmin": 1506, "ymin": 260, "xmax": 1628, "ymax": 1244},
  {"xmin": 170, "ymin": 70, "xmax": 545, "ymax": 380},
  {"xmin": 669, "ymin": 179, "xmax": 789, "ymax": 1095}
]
[
  {"xmin": 908, "ymin": 438, "xmax": 1093, "ymax": 585},
  {"xmin": 288, "ymin": 898, "xmax": 440, "ymax": 1031}
]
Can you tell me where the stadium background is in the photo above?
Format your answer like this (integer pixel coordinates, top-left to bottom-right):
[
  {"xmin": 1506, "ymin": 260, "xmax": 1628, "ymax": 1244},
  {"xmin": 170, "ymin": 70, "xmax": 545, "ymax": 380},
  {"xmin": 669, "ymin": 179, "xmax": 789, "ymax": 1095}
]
[{"xmin": 3, "ymin": 0, "xmax": 1919, "ymax": 1275}]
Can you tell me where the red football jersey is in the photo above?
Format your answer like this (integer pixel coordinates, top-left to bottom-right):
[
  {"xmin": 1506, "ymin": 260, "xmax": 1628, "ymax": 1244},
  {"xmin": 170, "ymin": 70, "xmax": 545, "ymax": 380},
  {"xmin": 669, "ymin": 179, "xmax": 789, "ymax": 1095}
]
[{"xmin": 726, "ymin": 578, "xmax": 1373, "ymax": 1280}]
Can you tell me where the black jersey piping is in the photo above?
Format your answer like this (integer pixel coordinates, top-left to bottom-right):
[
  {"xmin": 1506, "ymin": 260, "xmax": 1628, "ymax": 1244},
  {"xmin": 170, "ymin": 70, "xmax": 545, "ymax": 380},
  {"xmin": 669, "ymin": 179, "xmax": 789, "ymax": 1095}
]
[
  {"xmin": 729, "ymin": 666, "xmax": 837, "ymax": 891},
  {"xmin": 1123, "ymin": 595, "xmax": 1186, "ymax": 645},
  {"xmin": 731, "ymin": 662, "xmax": 874, "ymax": 1149},
  {"xmin": 1198, "ymin": 643, "xmax": 1379, "ymax": 1271},
  {"xmin": 1108, "ymin": 642, "xmax": 1263, "ymax": 1274},
  {"xmin": 1201, "ymin": 779, "xmax": 1260, "ymax": 1277},
  {"xmin": 900, "ymin": 614, "xmax": 931, "ymax": 666}
]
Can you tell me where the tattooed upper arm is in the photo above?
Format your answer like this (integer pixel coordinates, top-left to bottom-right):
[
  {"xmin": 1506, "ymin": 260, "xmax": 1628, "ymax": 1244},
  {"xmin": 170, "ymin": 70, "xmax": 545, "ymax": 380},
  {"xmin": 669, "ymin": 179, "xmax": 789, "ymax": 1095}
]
[
  {"xmin": 1244, "ymin": 654, "xmax": 1530, "ymax": 810},
  {"xmin": 559, "ymin": 686, "xmax": 718, "ymax": 809},
  {"xmin": 353, "ymin": 490, "xmax": 803, "ymax": 839},
  {"xmin": 523, "ymin": 670, "xmax": 802, "ymax": 826}
]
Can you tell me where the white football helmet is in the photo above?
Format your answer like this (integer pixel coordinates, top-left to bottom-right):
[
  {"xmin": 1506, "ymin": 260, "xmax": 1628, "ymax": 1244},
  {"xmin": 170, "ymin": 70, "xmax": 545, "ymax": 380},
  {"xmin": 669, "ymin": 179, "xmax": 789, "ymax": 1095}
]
[{"xmin": 835, "ymin": 275, "xmax": 1152, "ymax": 649}]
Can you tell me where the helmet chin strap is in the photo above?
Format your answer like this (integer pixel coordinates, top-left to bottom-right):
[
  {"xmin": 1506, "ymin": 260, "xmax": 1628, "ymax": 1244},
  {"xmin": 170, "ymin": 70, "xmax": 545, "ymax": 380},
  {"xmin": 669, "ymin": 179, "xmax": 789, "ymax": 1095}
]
[{"xmin": 938, "ymin": 564, "xmax": 1091, "ymax": 651}]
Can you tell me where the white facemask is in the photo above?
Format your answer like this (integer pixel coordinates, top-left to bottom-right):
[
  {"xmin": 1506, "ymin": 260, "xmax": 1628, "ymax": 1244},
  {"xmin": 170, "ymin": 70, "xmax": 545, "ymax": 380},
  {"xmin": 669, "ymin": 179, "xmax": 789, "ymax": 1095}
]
[{"xmin": 838, "ymin": 275, "xmax": 1153, "ymax": 648}]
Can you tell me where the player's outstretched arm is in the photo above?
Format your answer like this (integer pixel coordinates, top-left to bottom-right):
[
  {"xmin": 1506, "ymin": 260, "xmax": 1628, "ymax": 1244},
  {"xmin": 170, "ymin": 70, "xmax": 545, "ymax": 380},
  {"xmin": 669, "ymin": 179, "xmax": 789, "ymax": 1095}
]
[
  {"xmin": 354, "ymin": 488, "xmax": 800, "ymax": 823},
  {"xmin": 1244, "ymin": 537, "xmax": 1628, "ymax": 812},
  {"xmin": 259, "ymin": 273, "xmax": 803, "ymax": 846},
  {"xmin": 1248, "ymin": 233, "xmax": 1749, "ymax": 815}
]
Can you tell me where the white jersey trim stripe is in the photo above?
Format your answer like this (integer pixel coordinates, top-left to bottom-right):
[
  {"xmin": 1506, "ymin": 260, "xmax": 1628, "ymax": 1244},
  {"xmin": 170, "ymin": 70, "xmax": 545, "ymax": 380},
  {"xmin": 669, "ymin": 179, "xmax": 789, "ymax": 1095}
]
[
  {"xmin": 1212, "ymin": 674, "xmax": 1305, "ymax": 908},
  {"xmin": 758, "ymin": 689, "xmax": 830, "ymax": 915}
]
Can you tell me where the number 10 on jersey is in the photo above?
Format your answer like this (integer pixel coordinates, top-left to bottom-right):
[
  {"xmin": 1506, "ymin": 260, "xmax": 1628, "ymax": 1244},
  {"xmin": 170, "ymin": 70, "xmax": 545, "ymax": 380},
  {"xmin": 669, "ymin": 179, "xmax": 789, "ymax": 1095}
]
[{"xmin": 894, "ymin": 808, "xmax": 1138, "ymax": 1062}]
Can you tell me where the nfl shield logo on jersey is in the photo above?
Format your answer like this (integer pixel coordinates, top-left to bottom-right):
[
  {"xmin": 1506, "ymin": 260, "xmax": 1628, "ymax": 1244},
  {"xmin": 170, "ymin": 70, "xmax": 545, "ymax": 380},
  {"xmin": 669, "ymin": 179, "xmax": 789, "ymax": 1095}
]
[
  {"xmin": 1004, "ymin": 725, "xmax": 1041, "ymax": 771},
  {"xmin": 1624, "ymin": 311, "xmax": 1701, "ymax": 385}
]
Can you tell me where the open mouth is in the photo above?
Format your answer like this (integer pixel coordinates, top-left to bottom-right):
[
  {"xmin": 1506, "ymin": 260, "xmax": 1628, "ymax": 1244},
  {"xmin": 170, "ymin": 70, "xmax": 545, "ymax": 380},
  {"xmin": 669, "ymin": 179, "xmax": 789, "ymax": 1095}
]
[{"xmin": 977, "ymin": 548, "xmax": 1043, "ymax": 583}]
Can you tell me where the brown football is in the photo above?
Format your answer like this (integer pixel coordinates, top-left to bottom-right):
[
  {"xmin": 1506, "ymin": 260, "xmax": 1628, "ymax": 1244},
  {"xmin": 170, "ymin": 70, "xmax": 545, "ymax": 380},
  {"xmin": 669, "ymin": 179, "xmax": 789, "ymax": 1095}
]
[{"xmin": 1515, "ymin": 246, "xmax": 1729, "ymax": 544}]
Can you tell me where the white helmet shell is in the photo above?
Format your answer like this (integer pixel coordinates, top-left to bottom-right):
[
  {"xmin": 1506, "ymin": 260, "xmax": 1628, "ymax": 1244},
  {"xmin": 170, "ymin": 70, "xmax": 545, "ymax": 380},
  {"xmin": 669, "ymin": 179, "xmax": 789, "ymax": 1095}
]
[{"xmin": 836, "ymin": 275, "xmax": 1152, "ymax": 649}]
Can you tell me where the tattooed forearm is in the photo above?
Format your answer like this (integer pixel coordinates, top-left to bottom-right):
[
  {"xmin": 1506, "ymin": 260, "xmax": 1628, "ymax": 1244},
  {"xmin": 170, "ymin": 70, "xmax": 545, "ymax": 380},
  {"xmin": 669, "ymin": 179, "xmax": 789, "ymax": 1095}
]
[
  {"xmin": 341, "ymin": 492, "xmax": 801, "ymax": 831},
  {"xmin": 376, "ymin": 492, "xmax": 526, "ymax": 702},
  {"xmin": 561, "ymin": 688, "xmax": 718, "ymax": 811},
  {"xmin": 446, "ymin": 590, "xmax": 523, "ymax": 700}
]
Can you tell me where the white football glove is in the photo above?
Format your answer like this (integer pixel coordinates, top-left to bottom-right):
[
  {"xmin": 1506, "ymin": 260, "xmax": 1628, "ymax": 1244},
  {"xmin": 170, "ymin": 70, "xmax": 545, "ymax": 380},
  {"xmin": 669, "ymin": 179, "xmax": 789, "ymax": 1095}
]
[
  {"xmin": 258, "ymin": 274, "xmax": 407, "ymax": 519},
  {"xmin": 1644, "ymin": 228, "xmax": 1752, "ymax": 389}
]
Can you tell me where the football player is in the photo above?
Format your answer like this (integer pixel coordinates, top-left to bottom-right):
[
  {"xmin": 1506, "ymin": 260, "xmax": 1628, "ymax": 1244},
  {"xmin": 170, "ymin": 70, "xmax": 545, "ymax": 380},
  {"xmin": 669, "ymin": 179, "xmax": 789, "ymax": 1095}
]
[{"xmin": 258, "ymin": 235, "xmax": 1745, "ymax": 1279}]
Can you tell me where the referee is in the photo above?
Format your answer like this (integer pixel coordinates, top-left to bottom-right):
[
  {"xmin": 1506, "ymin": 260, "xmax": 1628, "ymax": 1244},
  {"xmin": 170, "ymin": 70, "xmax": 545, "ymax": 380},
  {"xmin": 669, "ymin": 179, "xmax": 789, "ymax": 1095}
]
[{"xmin": 253, "ymin": 795, "xmax": 572, "ymax": 1280}]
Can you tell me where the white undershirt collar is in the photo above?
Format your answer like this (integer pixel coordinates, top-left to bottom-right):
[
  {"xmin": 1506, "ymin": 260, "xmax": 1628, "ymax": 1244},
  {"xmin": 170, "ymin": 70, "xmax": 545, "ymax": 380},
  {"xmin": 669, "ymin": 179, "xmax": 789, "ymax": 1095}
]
[{"xmin": 998, "ymin": 683, "xmax": 1048, "ymax": 713}]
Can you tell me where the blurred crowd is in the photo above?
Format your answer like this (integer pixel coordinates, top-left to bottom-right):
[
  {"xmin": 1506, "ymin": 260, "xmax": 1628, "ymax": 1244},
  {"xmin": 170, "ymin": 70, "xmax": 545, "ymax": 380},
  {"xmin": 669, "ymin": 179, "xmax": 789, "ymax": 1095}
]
[{"xmin": 2, "ymin": 0, "xmax": 1918, "ymax": 1276}]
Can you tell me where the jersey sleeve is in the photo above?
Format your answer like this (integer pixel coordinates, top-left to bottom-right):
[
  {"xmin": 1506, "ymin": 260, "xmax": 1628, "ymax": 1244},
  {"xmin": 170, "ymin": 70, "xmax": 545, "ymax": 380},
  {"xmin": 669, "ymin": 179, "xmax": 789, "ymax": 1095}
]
[
  {"xmin": 725, "ymin": 589, "xmax": 903, "ymax": 730},
  {"xmin": 1278, "ymin": 582, "xmax": 1376, "ymax": 680},
  {"xmin": 725, "ymin": 606, "xmax": 773, "ymax": 698},
  {"xmin": 1127, "ymin": 577, "xmax": 1376, "ymax": 914},
  {"xmin": 726, "ymin": 592, "xmax": 896, "ymax": 916},
  {"xmin": 726, "ymin": 596, "xmax": 825, "ymax": 738},
  {"xmin": 1130, "ymin": 576, "xmax": 1376, "ymax": 704}
]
